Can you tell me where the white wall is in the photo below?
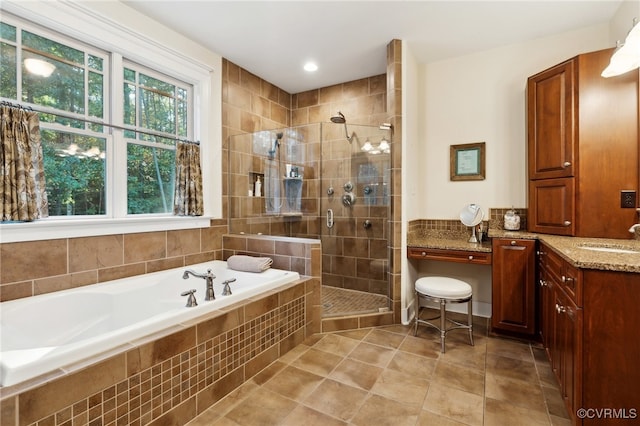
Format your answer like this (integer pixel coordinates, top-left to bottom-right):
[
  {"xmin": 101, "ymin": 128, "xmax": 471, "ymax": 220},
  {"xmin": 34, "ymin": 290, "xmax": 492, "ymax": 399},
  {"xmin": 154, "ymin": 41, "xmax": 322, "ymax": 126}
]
[
  {"xmin": 416, "ymin": 23, "xmax": 610, "ymax": 220},
  {"xmin": 610, "ymin": 0, "xmax": 640, "ymax": 45},
  {"xmin": 402, "ymin": 23, "xmax": 613, "ymax": 319}
]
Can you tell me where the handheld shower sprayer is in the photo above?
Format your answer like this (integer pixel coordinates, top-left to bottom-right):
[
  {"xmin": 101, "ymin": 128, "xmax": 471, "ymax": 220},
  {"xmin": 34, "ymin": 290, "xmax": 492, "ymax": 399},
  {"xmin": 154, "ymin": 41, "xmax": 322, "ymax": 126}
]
[
  {"xmin": 330, "ymin": 111, "xmax": 354, "ymax": 143},
  {"xmin": 268, "ymin": 132, "xmax": 284, "ymax": 159}
]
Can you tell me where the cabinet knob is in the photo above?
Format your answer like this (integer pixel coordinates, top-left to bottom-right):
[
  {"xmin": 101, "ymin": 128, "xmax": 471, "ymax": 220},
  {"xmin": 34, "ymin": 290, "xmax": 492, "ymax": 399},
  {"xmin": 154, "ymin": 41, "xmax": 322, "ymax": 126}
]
[
  {"xmin": 563, "ymin": 161, "xmax": 571, "ymax": 167},
  {"xmin": 468, "ymin": 255, "xmax": 474, "ymax": 260},
  {"xmin": 563, "ymin": 220, "xmax": 571, "ymax": 226},
  {"xmin": 421, "ymin": 252, "xmax": 426, "ymax": 257},
  {"xmin": 555, "ymin": 303, "xmax": 566, "ymax": 314},
  {"xmin": 539, "ymin": 279, "xmax": 547, "ymax": 287},
  {"xmin": 510, "ymin": 240, "xmax": 517, "ymax": 246}
]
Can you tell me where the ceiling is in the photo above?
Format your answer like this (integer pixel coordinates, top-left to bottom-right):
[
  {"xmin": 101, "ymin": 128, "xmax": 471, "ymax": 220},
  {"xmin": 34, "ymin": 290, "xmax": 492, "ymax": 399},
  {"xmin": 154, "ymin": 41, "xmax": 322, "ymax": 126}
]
[{"xmin": 122, "ymin": 1, "xmax": 622, "ymax": 94}]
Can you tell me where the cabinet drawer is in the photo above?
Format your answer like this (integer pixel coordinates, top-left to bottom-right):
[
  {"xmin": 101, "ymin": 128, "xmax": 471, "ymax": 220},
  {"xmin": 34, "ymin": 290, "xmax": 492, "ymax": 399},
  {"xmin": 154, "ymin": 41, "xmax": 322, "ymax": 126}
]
[{"xmin": 407, "ymin": 247, "xmax": 492, "ymax": 265}]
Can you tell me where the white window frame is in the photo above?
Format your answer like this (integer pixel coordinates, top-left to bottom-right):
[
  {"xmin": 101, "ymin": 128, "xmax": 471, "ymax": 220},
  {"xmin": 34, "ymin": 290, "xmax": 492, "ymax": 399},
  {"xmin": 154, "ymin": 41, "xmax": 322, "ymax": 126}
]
[{"xmin": 0, "ymin": 1, "xmax": 222, "ymax": 243}]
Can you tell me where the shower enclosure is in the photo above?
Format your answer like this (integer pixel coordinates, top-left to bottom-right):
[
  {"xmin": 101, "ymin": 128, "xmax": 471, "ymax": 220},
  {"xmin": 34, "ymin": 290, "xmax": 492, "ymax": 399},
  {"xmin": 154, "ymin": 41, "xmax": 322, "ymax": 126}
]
[{"xmin": 228, "ymin": 121, "xmax": 392, "ymax": 317}]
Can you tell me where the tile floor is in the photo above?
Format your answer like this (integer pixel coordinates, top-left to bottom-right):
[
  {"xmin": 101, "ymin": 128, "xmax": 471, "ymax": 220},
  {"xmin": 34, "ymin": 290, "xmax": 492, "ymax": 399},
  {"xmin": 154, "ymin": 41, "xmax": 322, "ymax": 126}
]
[{"xmin": 187, "ymin": 314, "xmax": 571, "ymax": 425}]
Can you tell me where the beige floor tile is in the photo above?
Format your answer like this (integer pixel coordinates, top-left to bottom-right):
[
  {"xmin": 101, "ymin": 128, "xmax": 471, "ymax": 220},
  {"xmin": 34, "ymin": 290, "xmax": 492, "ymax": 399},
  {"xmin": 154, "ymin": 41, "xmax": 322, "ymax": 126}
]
[
  {"xmin": 251, "ymin": 360, "xmax": 287, "ymax": 385},
  {"xmin": 423, "ymin": 382, "xmax": 484, "ymax": 425},
  {"xmin": 386, "ymin": 350, "xmax": 437, "ymax": 380},
  {"xmin": 486, "ymin": 352, "xmax": 539, "ymax": 383},
  {"xmin": 370, "ymin": 368, "xmax": 430, "ymax": 407},
  {"xmin": 363, "ymin": 328, "xmax": 407, "ymax": 349},
  {"xmin": 280, "ymin": 405, "xmax": 347, "ymax": 426},
  {"xmin": 417, "ymin": 409, "xmax": 468, "ymax": 425},
  {"xmin": 348, "ymin": 341, "xmax": 396, "ymax": 368},
  {"xmin": 439, "ymin": 340, "xmax": 487, "ymax": 371},
  {"xmin": 350, "ymin": 394, "xmax": 421, "ymax": 426},
  {"xmin": 224, "ymin": 387, "xmax": 297, "ymax": 425},
  {"xmin": 398, "ymin": 334, "xmax": 441, "ymax": 359},
  {"xmin": 485, "ymin": 373, "xmax": 547, "ymax": 413},
  {"xmin": 329, "ymin": 357, "xmax": 383, "ymax": 390},
  {"xmin": 303, "ymin": 378, "xmax": 368, "ymax": 422},
  {"xmin": 277, "ymin": 343, "xmax": 309, "ymax": 364},
  {"xmin": 550, "ymin": 414, "xmax": 573, "ymax": 425},
  {"xmin": 484, "ymin": 397, "xmax": 551, "ymax": 426},
  {"xmin": 536, "ymin": 361, "xmax": 560, "ymax": 389},
  {"xmin": 311, "ymin": 333, "xmax": 360, "ymax": 357},
  {"xmin": 291, "ymin": 347, "xmax": 343, "ymax": 376},
  {"xmin": 333, "ymin": 328, "xmax": 371, "ymax": 341},
  {"xmin": 431, "ymin": 360, "xmax": 485, "ymax": 396},
  {"xmin": 211, "ymin": 417, "xmax": 242, "ymax": 425},
  {"xmin": 263, "ymin": 365, "xmax": 324, "ymax": 402},
  {"xmin": 376, "ymin": 324, "xmax": 413, "ymax": 336},
  {"xmin": 487, "ymin": 337, "xmax": 535, "ymax": 362},
  {"xmin": 542, "ymin": 385, "xmax": 571, "ymax": 419}
]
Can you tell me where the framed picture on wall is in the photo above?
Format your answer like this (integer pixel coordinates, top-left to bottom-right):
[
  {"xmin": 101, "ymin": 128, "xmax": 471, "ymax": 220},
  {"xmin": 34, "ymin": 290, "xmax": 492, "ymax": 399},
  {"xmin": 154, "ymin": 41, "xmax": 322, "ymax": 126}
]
[{"xmin": 450, "ymin": 142, "xmax": 486, "ymax": 181}]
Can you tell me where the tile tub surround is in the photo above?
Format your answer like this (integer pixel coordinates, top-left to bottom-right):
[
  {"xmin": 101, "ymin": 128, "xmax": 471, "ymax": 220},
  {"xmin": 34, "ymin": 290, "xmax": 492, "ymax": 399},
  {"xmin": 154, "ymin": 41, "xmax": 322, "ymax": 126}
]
[{"xmin": 0, "ymin": 277, "xmax": 317, "ymax": 426}]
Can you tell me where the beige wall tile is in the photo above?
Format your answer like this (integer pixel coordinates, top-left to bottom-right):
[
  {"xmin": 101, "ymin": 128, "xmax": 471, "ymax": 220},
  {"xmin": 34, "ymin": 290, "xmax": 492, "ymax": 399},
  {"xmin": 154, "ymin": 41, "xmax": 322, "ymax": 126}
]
[
  {"xmin": 167, "ymin": 229, "xmax": 201, "ymax": 257},
  {"xmin": 34, "ymin": 270, "xmax": 97, "ymax": 296},
  {"xmin": 0, "ymin": 280, "xmax": 33, "ymax": 302},
  {"xmin": 1, "ymin": 239, "xmax": 67, "ymax": 284},
  {"xmin": 98, "ymin": 262, "xmax": 146, "ymax": 283},
  {"xmin": 124, "ymin": 232, "xmax": 166, "ymax": 263},
  {"xmin": 69, "ymin": 235, "xmax": 123, "ymax": 273},
  {"xmin": 126, "ymin": 328, "xmax": 196, "ymax": 375}
]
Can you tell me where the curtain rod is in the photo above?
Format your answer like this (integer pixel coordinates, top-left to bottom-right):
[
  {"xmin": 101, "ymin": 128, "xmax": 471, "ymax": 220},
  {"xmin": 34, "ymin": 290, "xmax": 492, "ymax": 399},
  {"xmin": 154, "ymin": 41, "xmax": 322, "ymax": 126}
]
[{"xmin": 0, "ymin": 100, "xmax": 200, "ymax": 146}]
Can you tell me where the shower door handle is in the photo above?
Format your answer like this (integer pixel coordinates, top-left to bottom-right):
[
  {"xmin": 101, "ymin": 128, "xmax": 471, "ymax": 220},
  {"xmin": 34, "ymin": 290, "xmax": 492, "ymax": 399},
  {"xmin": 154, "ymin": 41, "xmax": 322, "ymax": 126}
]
[{"xmin": 327, "ymin": 209, "xmax": 334, "ymax": 228}]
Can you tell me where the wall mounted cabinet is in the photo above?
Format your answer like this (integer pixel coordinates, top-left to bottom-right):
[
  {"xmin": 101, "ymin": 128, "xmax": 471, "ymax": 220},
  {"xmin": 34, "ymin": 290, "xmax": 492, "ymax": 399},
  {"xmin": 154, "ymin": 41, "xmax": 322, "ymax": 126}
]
[{"xmin": 527, "ymin": 48, "xmax": 639, "ymax": 239}]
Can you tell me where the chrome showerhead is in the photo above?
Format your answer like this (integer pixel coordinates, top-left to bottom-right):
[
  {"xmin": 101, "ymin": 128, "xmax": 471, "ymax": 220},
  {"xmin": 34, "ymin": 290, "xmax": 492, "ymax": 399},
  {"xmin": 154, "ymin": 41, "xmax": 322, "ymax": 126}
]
[
  {"xmin": 268, "ymin": 132, "xmax": 284, "ymax": 159},
  {"xmin": 330, "ymin": 111, "xmax": 346, "ymax": 124},
  {"xmin": 330, "ymin": 111, "xmax": 353, "ymax": 143}
]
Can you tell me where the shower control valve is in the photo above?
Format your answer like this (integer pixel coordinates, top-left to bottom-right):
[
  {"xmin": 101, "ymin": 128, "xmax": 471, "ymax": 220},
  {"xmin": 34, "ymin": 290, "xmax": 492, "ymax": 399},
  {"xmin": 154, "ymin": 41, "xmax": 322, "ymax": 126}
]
[
  {"xmin": 342, "ymin": 192, "xmax": 355, "ymax": 207},
  {"xmin": 343, "ymin": 182, "xmax": 353, "ymax": 192}
]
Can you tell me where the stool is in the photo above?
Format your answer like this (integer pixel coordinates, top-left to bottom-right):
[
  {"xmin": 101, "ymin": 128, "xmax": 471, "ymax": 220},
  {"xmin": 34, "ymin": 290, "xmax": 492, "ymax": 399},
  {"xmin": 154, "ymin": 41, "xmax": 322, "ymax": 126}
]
[{"xmin": 414, "ymin": 276, "xmax": 474, "ymax": 353}]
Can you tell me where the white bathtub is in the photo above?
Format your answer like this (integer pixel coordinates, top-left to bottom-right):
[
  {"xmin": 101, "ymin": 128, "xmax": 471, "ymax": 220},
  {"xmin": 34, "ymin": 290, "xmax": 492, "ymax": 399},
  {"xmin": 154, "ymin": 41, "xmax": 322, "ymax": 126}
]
[{"xmin": 0, "ymin": 260, "xmax": 300, "ymax": 387}]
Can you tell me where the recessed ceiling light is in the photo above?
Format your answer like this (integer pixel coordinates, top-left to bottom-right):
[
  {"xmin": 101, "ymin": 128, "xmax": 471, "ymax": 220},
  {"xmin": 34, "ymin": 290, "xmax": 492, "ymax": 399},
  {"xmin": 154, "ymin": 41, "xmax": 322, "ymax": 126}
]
[{"xmin": 303, "ymin": 62, "xmax": 318, "ymax": 72}]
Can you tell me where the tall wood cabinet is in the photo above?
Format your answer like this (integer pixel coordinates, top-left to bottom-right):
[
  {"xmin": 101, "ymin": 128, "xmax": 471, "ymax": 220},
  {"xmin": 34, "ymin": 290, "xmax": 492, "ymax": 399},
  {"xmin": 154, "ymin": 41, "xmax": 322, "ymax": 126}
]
[
  {"xmin": 527, "ymin": 48, "xmax": 639, "ymax": 239},
  {"xmin": 491, "ymin": 238, "xmax": 536, "ymax": 335}
]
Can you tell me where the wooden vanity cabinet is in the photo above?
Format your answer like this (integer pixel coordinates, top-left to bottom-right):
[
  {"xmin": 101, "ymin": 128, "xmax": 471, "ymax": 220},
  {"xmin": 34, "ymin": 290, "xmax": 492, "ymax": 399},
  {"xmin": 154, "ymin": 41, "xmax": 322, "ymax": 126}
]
[
  {"xmin": 538, "ymin": 243, "xmax": 640, "ymax": 425},
  {"xmin": 491, "ymin": 238, "xmax": 536, "ymax": 335},
  {"xmin": 527, "ymin": 48, "xmax": 639, "ymax": 238}
]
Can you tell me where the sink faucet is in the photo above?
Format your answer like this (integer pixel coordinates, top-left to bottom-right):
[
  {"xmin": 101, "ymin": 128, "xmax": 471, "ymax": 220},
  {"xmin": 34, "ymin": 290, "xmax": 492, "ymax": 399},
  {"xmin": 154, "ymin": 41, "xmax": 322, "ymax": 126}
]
[{"xmin": 183, "ymin": 269, "xmax": 215, "ymax": 300}]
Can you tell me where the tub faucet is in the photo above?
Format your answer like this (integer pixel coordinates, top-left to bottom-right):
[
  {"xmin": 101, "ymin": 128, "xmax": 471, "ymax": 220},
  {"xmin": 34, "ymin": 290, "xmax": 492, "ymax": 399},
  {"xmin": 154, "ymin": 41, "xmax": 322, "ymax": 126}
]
[
  {"xmin": 182, "ymin": 269, "xmax": 215, "ymax": 300},
  {"xmin": 629, "ymin": 224, "xmax": 640, "ymax": 234}
]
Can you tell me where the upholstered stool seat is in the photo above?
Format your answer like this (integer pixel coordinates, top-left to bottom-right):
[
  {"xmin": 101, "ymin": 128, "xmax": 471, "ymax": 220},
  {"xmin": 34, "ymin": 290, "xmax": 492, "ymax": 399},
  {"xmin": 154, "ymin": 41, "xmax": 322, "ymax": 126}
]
[{"xmin": 414, "ymin": 276, "xmax": 474, "ymax": 353}]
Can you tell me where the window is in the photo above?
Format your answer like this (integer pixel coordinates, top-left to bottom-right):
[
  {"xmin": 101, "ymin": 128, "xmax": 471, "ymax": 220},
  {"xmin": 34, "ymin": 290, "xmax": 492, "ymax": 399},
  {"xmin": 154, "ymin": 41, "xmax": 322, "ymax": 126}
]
[
  {"xmin": 0, "ymin": 18, "xmax": 193, "ymax": 217},
  {"xmin": 0, "ymin": 2, "xmax": 219, "ymax": 244}
]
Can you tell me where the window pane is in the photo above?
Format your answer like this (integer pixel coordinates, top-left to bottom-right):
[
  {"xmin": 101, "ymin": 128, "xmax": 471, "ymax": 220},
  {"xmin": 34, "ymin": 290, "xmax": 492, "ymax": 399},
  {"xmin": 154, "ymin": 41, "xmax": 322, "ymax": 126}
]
[
  {"xmin": 88, "ymin": 71, "xmax": 103, "ymax": 119},
  {"xmin": 0, "ymin": 42, "xmax": 17, "ymax": 99},
  {"xmin": 0, "ymin": 22, "xmax": 16, "ymax": 42},
  {"xmin": 139, "ymin": 87, "xmax": 175, "ymax": 134},
  {"xmin": 88, "ymin": 54, "xmax": 102, "ymax": 72},
  {"xmin": 177, "ymin": 100, "xmax": 187, "ymax": 137},
  {"xmin": 41, "ymin": 129, "xmax": 106, "ymax": 216},
  {"xmin": 127, "ymin": 144, "xmax": 175, "ymax": 214},
  {"xmin": 22, "ymin": 30, "xmax": 83, "ymax": 64},
  {"xmin": 124, "ymin": 67, "xmax": 135, "ymax": 83},
  {"xmin": 22, "ymin": 50, "xmax": 85, "ymax": 115},
  {"xmin": 123, "ymin": 82, "xmax": 136, "ymax": 126}
]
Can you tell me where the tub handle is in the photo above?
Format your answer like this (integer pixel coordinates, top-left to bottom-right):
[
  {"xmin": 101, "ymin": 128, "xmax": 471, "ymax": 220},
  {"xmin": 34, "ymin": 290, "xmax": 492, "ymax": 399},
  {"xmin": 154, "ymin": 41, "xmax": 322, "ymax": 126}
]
[
  {"xmin": 222, "ymin": 278, "xmax": 236, "ymax": 296},
  {"xmin": 181, "ymin": 289, "xmax": 198, "ymax": 307}
]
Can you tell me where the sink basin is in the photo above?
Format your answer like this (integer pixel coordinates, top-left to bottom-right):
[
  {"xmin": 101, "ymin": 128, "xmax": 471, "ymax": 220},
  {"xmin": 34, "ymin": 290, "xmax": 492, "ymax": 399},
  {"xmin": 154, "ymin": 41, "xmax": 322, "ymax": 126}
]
[{"xmin": 577, "ymin": 244, "xmax": 640, "ymax": 254}]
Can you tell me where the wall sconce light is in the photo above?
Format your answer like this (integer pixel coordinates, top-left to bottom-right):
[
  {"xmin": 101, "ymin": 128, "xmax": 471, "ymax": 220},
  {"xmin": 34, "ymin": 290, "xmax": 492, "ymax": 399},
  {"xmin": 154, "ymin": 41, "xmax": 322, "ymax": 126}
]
[
  {"xmin": 361, "ymin": 137, "xmax": 390, "ymax": 154},
  {"xmin": 602, "ymin": 18, "xmax": 640, "ymax": 78},
  {"xmin": 24, "ymin": 58, "xmax": 56, "ymax": 77}
]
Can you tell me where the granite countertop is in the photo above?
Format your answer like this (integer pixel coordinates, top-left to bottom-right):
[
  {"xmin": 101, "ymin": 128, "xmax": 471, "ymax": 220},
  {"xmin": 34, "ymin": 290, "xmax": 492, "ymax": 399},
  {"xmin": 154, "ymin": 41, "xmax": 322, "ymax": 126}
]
[
  {"xmin": 407, "ymin": 230, "xmax": 492, "ymax": 253},
  {"xmin": 409, "ymin": 228, "xmax": 640, "ymax": 273}
]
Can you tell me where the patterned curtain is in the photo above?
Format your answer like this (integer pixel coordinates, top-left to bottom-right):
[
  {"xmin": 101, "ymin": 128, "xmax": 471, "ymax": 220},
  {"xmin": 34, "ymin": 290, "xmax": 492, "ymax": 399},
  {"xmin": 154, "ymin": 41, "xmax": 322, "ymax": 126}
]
[
  {"xmin": 0, "ymin": 105, "xmax": 49, "ymax": 221},
  {"xmin": 173, "ymin": 141, "xmax": 203, "ymax": 216}
]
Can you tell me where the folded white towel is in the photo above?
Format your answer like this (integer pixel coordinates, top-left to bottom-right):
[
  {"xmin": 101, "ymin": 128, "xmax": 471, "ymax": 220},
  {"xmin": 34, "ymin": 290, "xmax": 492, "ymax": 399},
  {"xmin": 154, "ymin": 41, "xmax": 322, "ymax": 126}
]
[{"xmin": 227, "ymin": 255, "xmax": 273, "ymax": 273}]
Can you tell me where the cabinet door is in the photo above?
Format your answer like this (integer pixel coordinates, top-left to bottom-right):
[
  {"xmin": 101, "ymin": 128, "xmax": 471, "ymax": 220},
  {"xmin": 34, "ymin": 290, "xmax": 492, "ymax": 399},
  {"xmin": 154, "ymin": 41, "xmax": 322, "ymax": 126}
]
[
  {"xmin": 491, "ymin": 239, "xmax": 536, "ymax": 334},
  {"xmin": 555, "ymin": 287, "xmax": 582, "ymax": 423},
  {"xmin": 529, "ymin": 178, "xmax": 575, "ymax": 235},
  {"xmin": 538, "ymin": 255, "xmax": 555, "ymax": 358},
  {"xmin": 528, "ymin": 59, "xmax": 575, "ymax": 180}
]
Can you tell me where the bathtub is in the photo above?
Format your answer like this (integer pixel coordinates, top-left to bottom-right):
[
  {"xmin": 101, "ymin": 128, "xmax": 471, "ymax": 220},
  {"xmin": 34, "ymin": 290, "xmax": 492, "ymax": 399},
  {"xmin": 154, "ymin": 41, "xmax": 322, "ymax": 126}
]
[{"xmin": 0, "ymin": 260, "xmax": 300, "ymax": 387}]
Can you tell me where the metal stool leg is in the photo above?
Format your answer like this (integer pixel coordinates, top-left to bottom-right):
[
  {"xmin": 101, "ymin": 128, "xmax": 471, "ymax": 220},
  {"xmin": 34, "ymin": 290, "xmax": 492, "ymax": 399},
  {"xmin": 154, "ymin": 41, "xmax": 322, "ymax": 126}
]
[
  {"xmin": 414, "ymin": 290, "xmax": 419, "ymax": 336},
  {"xmin": 467, "ymin": 297, "xmax": 474, "ymax": 346},
  {"xmin": 439, "ymin": 298, "xmax": 446, "ymax": 353}
]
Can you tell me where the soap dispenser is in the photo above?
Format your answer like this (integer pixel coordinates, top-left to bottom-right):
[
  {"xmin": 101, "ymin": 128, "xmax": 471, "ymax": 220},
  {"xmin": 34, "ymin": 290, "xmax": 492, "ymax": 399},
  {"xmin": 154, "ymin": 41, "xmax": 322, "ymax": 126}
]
[
  {"xmin": 503, "ymin": 207, "xmax": 521, "ymax": 231},
  {"xmin": 254, "ymin": 176, "xmax": 262, "ymax": 197}
]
